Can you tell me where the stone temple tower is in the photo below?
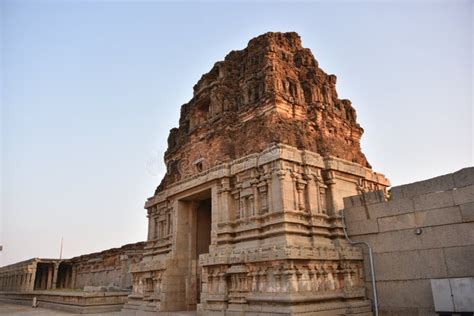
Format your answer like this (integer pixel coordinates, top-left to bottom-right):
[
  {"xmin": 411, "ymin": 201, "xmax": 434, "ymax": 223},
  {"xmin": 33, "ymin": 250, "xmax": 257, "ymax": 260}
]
[{"xmin": 123, "ymin": 32, "xmax": 390, "ymax": 315}]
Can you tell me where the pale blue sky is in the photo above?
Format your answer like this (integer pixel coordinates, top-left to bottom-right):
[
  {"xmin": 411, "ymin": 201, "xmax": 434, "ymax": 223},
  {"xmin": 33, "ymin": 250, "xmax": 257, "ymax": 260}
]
[{"xmin": 1, "ymin": 0, "xmax": 472, "ymax": 266}]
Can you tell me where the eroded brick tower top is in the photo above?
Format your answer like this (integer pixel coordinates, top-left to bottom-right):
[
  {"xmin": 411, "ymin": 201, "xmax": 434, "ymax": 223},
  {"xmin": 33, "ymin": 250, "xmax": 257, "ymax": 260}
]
[{"xmin": 160, "ymin": 32, "xmax": 370, "ymax": 191}]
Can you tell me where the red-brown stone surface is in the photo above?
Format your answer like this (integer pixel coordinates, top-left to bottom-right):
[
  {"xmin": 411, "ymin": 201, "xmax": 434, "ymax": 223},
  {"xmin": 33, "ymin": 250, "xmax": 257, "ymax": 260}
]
[{"xmin": 158, "ymin": 32, "xmax": 370, "ymax": 192}]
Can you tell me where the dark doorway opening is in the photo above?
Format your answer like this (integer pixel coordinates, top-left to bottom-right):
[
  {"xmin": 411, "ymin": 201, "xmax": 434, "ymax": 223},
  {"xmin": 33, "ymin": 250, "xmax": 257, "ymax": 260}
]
[
  {"xmin": 196, "ymin": 198, "xmax": 212, "ymax": 260},
  {"xmin": 34, "ymin": 263, "xmax": 54, "ymax": 290},
  {"xmin": 178, "ymin": 189, "xmax": 213, "ymax": 311},
  {"xmin": 56, "ymin": 262, "xmax": 73, "ymax": 289}
]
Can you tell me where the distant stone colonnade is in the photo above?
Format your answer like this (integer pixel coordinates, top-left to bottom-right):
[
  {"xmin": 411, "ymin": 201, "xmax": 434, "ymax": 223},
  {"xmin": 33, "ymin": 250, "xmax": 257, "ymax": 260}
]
[
  {"xmin": 0, "ymin": 258, "xmax": 75, "ymax": 292},
  {"xmin": 0, "ymin": 242, "xmax": 146, "ymax": 294}
]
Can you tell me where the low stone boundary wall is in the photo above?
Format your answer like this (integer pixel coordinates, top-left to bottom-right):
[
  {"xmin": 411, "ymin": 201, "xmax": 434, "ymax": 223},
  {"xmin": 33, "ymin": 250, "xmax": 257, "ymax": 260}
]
[
  {"xmin": 0, "ymin": 290, "xmax": 129, "ymax": 313},
  {"xmin": 343, "ymin": 167, "xmax": 474, "ymax": 315}
]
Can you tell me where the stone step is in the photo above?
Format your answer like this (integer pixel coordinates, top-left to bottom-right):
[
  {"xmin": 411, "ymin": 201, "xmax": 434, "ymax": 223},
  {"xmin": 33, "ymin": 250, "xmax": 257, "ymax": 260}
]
[
  {"xmin": 121, "ymin": 310, "xmax": 197, "ymax": 316},
  {"xmin": 161, "ymin": 313, "xmax": 197, "ymax": 316}
]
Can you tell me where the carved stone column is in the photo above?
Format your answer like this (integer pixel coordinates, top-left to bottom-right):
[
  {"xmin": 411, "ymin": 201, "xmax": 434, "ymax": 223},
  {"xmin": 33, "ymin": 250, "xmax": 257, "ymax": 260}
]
[
  {"xmin": 20, "ymin": 272, "xmax": 28, "ymax": 292},
  {"xmin": 316, "ymin": 174, "xmax": 328, "ymax": 214},
  {"xmin": 46, "ymin": 265, "xmax": 53, "ymax": 290},
  {"xmin": 325, "ymin": 171, "xmax": 340, "ymax": 215},
  {"xmin": 52, "ymin": 263, "xmax": 59, "ymax": 289},
  {"xmin": 295, "ymin": 178, "xmax": 307, "ymax": 211},
  {"xmin": 231, "ymin": 190, "xmax": 240, "ymax": 220},
  {"xmin": 147, "ymin": 208, "xmax": 156, "ymax": 241},
  {"xmin": 70, "ymin": 266, "xmax": 77, "ymax": 289},
  {"xmin": 218, "ymin": 177, "xmax": 231, "ymax": 222},
  {"xmin": 257, "ymin": 181, "xmax": 268, "ymax": 214},
  {"xmin": 250, "ymin": 177, "xmax": 259, "ymax": 216},
  {"xmin": 304, "ymin": 174, "xmax": 319, "ymax": 215}
]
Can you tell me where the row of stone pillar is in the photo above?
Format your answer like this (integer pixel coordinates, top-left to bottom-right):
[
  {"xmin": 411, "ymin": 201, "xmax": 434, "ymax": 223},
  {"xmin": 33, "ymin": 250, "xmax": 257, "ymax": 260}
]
[
  {"xmin": 0, "ymin": 269, "xmax": 36, "ymax": 292},
  {"xmin": 57, "ymin": 266, "xmax": 76, "ymax": 289},
  {"xmin": 0, "ymin": 262, "xmax": 79, "ymax": 293},
  {"xmin": 36, "ymin": 263, "xmax": 60, "ymax": 291}
]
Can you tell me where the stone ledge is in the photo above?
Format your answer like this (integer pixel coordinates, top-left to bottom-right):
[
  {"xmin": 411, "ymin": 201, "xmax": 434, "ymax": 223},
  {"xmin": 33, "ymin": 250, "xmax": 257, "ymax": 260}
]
[{"xmin": 390, "ymin": 173, "xmax": 454, "ymax": 200}]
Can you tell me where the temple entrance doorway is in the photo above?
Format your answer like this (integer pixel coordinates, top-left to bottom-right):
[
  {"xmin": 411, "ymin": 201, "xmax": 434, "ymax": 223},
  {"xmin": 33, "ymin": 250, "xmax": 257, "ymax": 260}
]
[{"xmin": 177, "ymin": 188, "xmax": 212, "ymax": 311}]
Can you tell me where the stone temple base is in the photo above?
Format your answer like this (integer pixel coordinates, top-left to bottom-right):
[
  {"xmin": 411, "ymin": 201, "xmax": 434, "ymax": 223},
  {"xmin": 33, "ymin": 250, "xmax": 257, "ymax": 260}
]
[
  {"xmin": 0, "ymin": 290, "xmax": 129, "ymax": 313},
  {"xmin": 124, "ymin": 144, "xmax": 388, "ymax": 315},
  {"xmin": 199, "ymin": 299, "xmax": 373, "ymax": 316}
]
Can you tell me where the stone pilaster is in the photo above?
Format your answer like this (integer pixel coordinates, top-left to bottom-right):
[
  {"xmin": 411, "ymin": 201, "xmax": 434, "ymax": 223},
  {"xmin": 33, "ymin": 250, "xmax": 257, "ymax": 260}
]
[{"xmin": 305, "ymin": 174, "xmax": 319, "ymax": 215}]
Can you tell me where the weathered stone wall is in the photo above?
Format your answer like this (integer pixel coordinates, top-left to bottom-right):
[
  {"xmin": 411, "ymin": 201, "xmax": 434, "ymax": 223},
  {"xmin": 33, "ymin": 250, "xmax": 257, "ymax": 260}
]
[
  {"xmin": 344, "ymin": 167, "xmax": 474, "ymax": 315},
  {"xmin": 71, "ymin": 242, "xmax": 146, "ymax": 290}
]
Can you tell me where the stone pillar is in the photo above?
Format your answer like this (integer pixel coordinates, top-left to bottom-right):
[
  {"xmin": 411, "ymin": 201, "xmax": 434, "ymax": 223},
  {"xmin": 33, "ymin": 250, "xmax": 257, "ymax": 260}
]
[
  {"xmin": 52, "ymin": 263, "xmax": 59, "ymax": 289},
  {"xmin": 40, "ymin": 268, "xmax": 46, "ymax": 289},
  {"xmin": 265, "ymin": 175, "xmax": 273, "ymax": 212},
  {"xmin": 20, "ymin": 271, "xmax": 28, "ymax": 292},
  {"xmin": 305, "ymin": 174, "xmax": 319, "ymax": 215},
  {"xmin": 120, "ymin": 255, "xmax": 129, "ymax": 289},
  {"xmin": 19, "ymin": 273, "xmax": 23, "ymax": 291},
  {"xmin": 27, "ymin": 272, "xmax": 33, "ymax": 291},
  {"xmin": 22, "ymin": 273, "xmax": 27, "ymax": 291},
  {"xmin": 66, "ymin": 267, "xmax": 72, "ymax": 288},
  {"xmin": 281, "ymin": 170, "xmax": 296, "ymax": 211},
  {"xmin": 18, "ymin": 273, "xmax": 23, "ymax": 292},
  {"xmin": 272, "ymin": 169, "xmax": 286, "ymax": 212},
  {"xmin": 250, "ymin": 177, "xmax": 258, "ymax": 216},
  {"xmin": 325, "ymin": 171, "xmax": 341, "ymax": 215},
  {"xmin": 147, "ymin": 207, "xmax": 156, "ymax": 241},
  {"xmin": 217, "ymin": 178, "xmax": 231, "ymax": 222},
  {"xmin": 16, "ymin": 274, "xmax": 19, "ymax": 291},
  {"xmin": 25, "ymin": 270, "xmax": 31, "ymax": 292},
  {"xmin": 231, "ymin": 190, "xmax": 240, "ymax": 220},
  {"xmin": 290, "ymin": 173, "xmax": 299, "ymax": 210},
  {"xmin": 27, "ymin": 270, "xmax": 36, "ymax": 291},
  {"xmin": 20, "ymin": 272, "xmax": 27, "ymax": 292},
  {"xmin": 210, "ymin": 186, "xmax": 219, "ymax": 247},
  {"xmin": 315, "ymin": 175, "xmax": 328, "ymax": 214},
  {"xmin": 257, "ymin": 182, "xmax": 268, "ymax": 214},
  {"xmin": 295, "ymin": 179, "xmax": 307, "ymax": 211},
  {"xmin": 46, "ymin": 265, "xmax": 53, "ymax": 290},
  {"xmin": 70, "ymin": 266, "xmax": 77, "ymax": 289}
]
